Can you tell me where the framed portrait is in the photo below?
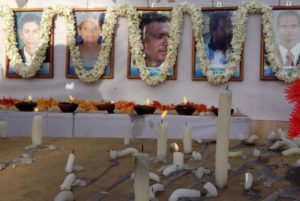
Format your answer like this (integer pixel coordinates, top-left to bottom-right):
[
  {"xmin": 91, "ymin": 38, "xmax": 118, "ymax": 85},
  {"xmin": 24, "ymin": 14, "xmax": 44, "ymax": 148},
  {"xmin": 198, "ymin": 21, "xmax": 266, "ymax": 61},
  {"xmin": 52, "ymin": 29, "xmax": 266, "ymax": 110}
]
[
  {"xmin": 6, "ymin": 9, "xmax": 54, "ymax": 78},
  {"xmin": 127, "ymin": 8, "xmax": 177, "ymax": 80},
  {"xmin": 260, "ymin": 6, "xmax": 300, "ymax": 80},
  {"xmin": 66, "ymin": 9, "xmax": 114, "ymax": 79},
  {"xmin": 192, "ymin": 7, "xmax": 243, "ymax": 81}
]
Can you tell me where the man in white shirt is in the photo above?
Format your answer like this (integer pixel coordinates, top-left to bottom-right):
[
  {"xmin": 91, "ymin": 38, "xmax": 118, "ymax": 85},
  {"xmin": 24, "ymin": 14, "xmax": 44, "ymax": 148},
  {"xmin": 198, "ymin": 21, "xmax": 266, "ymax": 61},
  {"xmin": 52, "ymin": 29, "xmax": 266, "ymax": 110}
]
[{"xmin": 277, "ymin": 10, "xmax": 300, "ymax": 67}]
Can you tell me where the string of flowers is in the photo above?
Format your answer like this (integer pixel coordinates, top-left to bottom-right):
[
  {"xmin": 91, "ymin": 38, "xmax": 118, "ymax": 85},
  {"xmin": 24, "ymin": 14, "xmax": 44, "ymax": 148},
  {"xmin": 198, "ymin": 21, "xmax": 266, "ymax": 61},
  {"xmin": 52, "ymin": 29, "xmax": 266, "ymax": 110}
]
[
  {"xmin": 0, "ymin": 5, "xmax": 74, "ymax": 78},
  {"xmin": 2, "ymin": 2, "xmax": 299, "ymax": 84}
]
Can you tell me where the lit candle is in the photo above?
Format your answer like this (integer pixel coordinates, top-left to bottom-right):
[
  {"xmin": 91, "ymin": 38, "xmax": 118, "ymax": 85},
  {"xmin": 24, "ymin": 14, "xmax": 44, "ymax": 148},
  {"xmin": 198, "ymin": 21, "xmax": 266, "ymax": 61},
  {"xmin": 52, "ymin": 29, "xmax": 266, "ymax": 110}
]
[
  {"xmin": 173, "ymin": 143, "xmax": 184, "ymax": 167},
  {"xmin": 69, "ymin": 95, "xmax": 75, "ymax": 103},
  {"xmin": 28, "ymin": 95, "xmax": 32, "ymax": 102},
  {"xmin": 146, "ymin": 98, "xmax": 151, "ymax": 106},
  {"xmin": 183, "ymin": 97, "xmax": 188, "ymax": 105},
  {"xmin": 215, "ymin": 87, "xmax": 232, "ymax": 188},
  {"xmin": 157, "ymin": 111, "xmax": 168, "ymax": 161},
  {"xmin": 124, "ymin": 123, "xmax": 133, "ymax": 146},
  {"xmin": 32, "ymin": 108, "xmax": 43, "ymax": 145},
  {"xmin": 182, "ymin": 123, "xmax": 192, "ymax": 154},
  {"xmin": 65, "ymin": 149, "xmax": 75, "ymax": 173},
  {"xmin": 134, "ymin": 153, "xmax": 149, "ymax": 201}
]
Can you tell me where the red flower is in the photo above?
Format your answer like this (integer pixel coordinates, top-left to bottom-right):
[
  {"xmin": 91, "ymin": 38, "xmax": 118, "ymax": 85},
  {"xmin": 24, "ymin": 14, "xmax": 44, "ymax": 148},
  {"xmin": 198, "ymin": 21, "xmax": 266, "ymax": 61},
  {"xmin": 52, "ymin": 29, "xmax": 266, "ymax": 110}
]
[
  {"xmin": 288, "ymin": 103, "xmax": 300, "ymax": 138},
  {"xmin": 285, "ymin": 79, "xmax": 300, "ymax": 103},
  {"xmin": 285, "ymin": 79, "xmax": 300, "ymax": 138}
]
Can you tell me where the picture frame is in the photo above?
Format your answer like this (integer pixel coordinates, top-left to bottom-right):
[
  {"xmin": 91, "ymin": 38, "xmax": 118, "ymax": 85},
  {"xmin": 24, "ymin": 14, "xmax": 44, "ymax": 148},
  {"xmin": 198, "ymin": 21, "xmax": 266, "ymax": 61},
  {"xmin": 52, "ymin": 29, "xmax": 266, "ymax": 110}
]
[
  {"xmin": 66, "ymin": 9, "xmax": 114, "ymax": 79},
  {"xmin": 192, "ymin": 7, "xmax": 243, "ymax": 81},
  {"xmin": 6, "ymin": 9, "xmax": 54, "ymax": 78},
  {"xmin": 127, "ymin": 7, "xmax": 177, "ymax": 80},
  {"xmin": 260, "ymin": 6, "xmax": 300, "ymax": 80}
]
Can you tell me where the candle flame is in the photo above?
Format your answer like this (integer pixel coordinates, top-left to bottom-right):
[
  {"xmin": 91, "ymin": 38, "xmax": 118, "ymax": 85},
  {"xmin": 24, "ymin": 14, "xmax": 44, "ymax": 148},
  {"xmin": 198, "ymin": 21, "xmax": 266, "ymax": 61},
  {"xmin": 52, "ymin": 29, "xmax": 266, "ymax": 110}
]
[
  {"xmin": 34, "ymin": 107, "xmax": 38, "ymax": 115},
  {"xmin": 183, "ymin": 97, "xmax": 188, "ymax": 105},
  {"xmin": 69, "ymin": 95, "xmax": 75, "ymax": 102},
  {"xmin": 174, "ymin": 143, "xmax": 179, "ymax": 152},
  {"xmin": 146, "ymin": 98, "xmax": 151, "ymax": 106},
  {"xmin": 161, "ymin": 110, "xmax": 168, "ymax": 119},
  {"xmin": 28, "ymin": 95, "xmax": 32, "ymax": 101}
]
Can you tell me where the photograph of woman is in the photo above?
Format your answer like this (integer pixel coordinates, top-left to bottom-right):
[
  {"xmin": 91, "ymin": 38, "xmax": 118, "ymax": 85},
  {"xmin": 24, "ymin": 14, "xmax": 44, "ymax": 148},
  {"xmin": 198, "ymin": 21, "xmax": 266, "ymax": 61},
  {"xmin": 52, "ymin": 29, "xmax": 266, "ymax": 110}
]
[{"xmin": 67, "ymin": 11, "xmax": 113, "ymax": 78}]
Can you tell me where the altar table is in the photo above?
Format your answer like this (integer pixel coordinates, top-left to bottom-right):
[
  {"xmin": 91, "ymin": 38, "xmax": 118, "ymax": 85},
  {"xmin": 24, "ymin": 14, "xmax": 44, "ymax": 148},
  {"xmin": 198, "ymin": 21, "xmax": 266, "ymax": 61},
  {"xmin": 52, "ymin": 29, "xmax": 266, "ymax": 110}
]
[{"xmin": 0, "ymin": 111, "xmax": 251, "ymax": 139}]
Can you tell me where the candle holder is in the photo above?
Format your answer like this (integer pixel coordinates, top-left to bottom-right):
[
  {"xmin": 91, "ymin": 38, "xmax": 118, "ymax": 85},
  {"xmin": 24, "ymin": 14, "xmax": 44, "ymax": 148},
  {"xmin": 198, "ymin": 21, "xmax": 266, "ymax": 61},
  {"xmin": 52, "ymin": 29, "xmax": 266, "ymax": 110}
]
[
  {"xmin": 58, "ymin": 102, "xmax": 78, "ymax": 113},
  {"xmin": 175, "ymin": 104, "xmax": 195, "ymax": 115},
  {"xmin": 15, "ymin": 101, "xmax": 37, "ymax": 112},
  {"xmin": 134, "ymin": 105, "xmax": 156, "ymax": 115},
  {"xmin": 96, "ymin": 103, "xmax": 115, "ymax": 114},
  {"xmin": 211, "ymin": 106, "xmax": 234, "ymax": 116}
]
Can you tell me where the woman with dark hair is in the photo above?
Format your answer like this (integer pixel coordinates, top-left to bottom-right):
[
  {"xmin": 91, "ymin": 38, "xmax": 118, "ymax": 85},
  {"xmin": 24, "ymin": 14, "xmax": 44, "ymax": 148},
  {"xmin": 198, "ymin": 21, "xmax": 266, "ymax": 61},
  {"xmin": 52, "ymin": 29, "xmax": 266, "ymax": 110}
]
[{"xmin": 69, "ymin": 12, "xmax": 108, "ymax": 75}]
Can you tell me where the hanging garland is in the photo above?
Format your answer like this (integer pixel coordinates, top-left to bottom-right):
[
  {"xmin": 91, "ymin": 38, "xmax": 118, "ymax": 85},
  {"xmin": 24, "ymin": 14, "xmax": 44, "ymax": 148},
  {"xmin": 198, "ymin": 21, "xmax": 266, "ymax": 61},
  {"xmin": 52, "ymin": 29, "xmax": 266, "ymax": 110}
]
[
  {"xmin": 0, "ymin": 5, "xmax": 74, "ymax": 78},
  {"xmin": 1, "ymin": 1, "xmax": 299, "ymax": 84}
]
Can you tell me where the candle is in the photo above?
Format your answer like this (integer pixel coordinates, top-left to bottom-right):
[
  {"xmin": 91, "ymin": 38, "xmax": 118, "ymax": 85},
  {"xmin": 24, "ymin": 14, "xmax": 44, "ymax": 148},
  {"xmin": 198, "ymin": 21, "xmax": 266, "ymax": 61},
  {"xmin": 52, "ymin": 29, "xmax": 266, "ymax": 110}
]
[
  {"xmin": 157, "ymin": 111, "xmax": 168, "ymax": 161},
  {"xmin": 0, "ymin": 121, "xmax": 8, "ymax": 138},
  {"xmin": 149, "ymin": 184, "xmax": 164, "ymax": 200},
  {"xmin": 60, "ymin": 173, "xmax": 76, "ymax": 190},
  {"xmin": 54, "ymin": 191, "xmax": 74, "ymax": 201},
  {"xmin": 110, "ymin": 148, "xmax": 138, "ymax": 159},
  {"xmin": 183, "ymin": 96, "xmax": 188, "ymax": 105},
  {"xmin": 169, "ymin": 189, "xmax": 201, "ymax": 201},
  {"xmin": 65, "ymin": 149, "xmax": 75, "ymax": 173},
  {"xmin": 28, "ymin": 95, "xmax": 32, "ymax": 102},
  {"xmin": 173, "ymin": 143, "xmax": 184, "ymax": 167},
  {"xmin": 182, "ymin": 123, "xmax": 192, "ymax": 154},
  {"xmin": 69, "ymin": 95, "xmax": 75, "ymax": 103},
  {"xmin": 215, "ymin": 87, "xmax": 232, "ymax": 188},
  {"xmin": 134, "ymin": 153, "xmax": 149, "ymax": 201},
  {"xmin": 131, "ymin": 172, "xmax": 160, "ymax": 182},
  {"xmin": 32, "ymin": 108, "xmax": 43, "ymax": 145},
  {"xmin": 124, "ymin": 123, "xmax": 133, "ymax": 145},
  {"xmin": 146, "ymin": 98, "xmax": 151, "ymax": 106}
]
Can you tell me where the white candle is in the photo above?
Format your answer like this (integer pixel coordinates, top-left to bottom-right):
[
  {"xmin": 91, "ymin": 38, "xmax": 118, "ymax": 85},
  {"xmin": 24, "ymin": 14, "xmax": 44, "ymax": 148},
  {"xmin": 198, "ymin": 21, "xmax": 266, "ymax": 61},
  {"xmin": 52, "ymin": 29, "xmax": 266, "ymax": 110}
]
[
  {"xmin": 134, "ymin": 153, "xmax": 149, "ymax": 201},
  {"xmin": 54, "ymin": 191, "xmax": 74, "ymax": 201},
  {"xmin": 124, "ymin": 123, "xmax": 133, "ymax": 145},
  {"xmin": 110, "ymin": 148, "xmax": 138, "ymax": 159},
  {"xmin": 173, "ymin": 144, "xmax": 184, "ymax": 167},
  {"xmin": 0, "ymin": 121, "xmax": 8, "ymax": 138},
  {"xmin": 65, "ymin": 150, "xmax": 75, "ymax": 173},
  {"xmin": 182, "ymin": 123, "xmax": 192, "ymax": 154},
  {"xmin": 157, "ymin": 111, "xmax": 168, "ymax": 161},
  {"xmin": 60, "ymin": 173, "xmax": 76, "ymax": 190},
  {"xmin": 169, "ymin": 189, "xmax": 201, "ymax": 201},
  {"xmin": 215, "ymin": 87, "xmax": 232, "ymax": 188},
  {"xmin": 32, "ymin": 108, "xmax": 43, "ymax": 145}
]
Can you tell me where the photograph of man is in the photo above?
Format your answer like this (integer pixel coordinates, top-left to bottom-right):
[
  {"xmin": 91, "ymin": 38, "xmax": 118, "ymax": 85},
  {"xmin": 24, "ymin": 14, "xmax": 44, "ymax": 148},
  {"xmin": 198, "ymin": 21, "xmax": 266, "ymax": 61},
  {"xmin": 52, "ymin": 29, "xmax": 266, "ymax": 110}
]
[
  {"xmin": 68, "ymin": 11, "xmax": 111, "ymax": 78},
  {"xmin": 263, "ymin": 10, "xmax": 300, "ymax": 78},
  {"xmin": 129, "ymin": 11, "xmax": 175, "ymax": 77},
  {"xmin": 7, "ymin": 12, "xmax": 51, "ymax": 77},
  {"xmin": 194, "ymin": 10, "xmax": 240, "ymax": 79}
]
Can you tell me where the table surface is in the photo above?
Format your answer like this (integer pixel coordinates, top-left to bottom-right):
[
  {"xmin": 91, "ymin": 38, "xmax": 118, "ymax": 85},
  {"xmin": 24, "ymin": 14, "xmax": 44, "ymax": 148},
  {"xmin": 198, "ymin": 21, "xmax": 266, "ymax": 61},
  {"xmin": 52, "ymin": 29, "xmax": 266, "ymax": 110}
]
[{"xmin": 0, "ymin": 137, "xmax": 296, "ymax": 201}]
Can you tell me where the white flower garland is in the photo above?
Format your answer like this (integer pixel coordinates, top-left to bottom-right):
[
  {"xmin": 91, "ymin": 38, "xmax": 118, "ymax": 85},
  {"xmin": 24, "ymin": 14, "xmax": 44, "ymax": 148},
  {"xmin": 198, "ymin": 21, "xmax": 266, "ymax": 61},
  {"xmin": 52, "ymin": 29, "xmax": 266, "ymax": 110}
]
[
  {"xmin": 2, "ymin": 2, "xmax": 299, "ymax": 84},
  {"xmin": 234, "ymin": 1, "xmax": 300, "ymax": 83},
  {"xmin": 0, "ymin": 5, "xmax": 74, "ymax": 78}
]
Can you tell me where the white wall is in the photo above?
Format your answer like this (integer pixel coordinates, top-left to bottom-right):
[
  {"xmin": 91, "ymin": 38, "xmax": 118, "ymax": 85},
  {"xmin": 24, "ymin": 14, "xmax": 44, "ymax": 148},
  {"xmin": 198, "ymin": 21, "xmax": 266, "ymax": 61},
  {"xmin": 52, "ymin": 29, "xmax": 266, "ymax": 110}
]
[{"xmin": 0, "ymin": 0, "xmax": 299, "ymax": 121}]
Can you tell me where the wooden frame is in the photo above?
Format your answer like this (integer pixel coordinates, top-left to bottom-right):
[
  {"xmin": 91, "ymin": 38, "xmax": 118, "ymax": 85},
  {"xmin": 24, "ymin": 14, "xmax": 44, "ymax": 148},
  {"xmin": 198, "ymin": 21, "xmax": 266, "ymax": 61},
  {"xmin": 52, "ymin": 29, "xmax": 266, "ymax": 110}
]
[
  {"xmin": 192, "ymin": 7, "xmax": 243, "ymax": 81},
  {"xmin": 127, "ymin": 7, "xmax": 177, "ymax": 80},
  {"xmin": 260, "ymin": 6, "xmax": 300, "ymax": 81},
  {"xmin": 6, "ymin": 8, "xmax": 54, "ymax": 78},
  {"xmin": 65, "ymin": 9, "xmax": 114, "ymax": 79}
]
